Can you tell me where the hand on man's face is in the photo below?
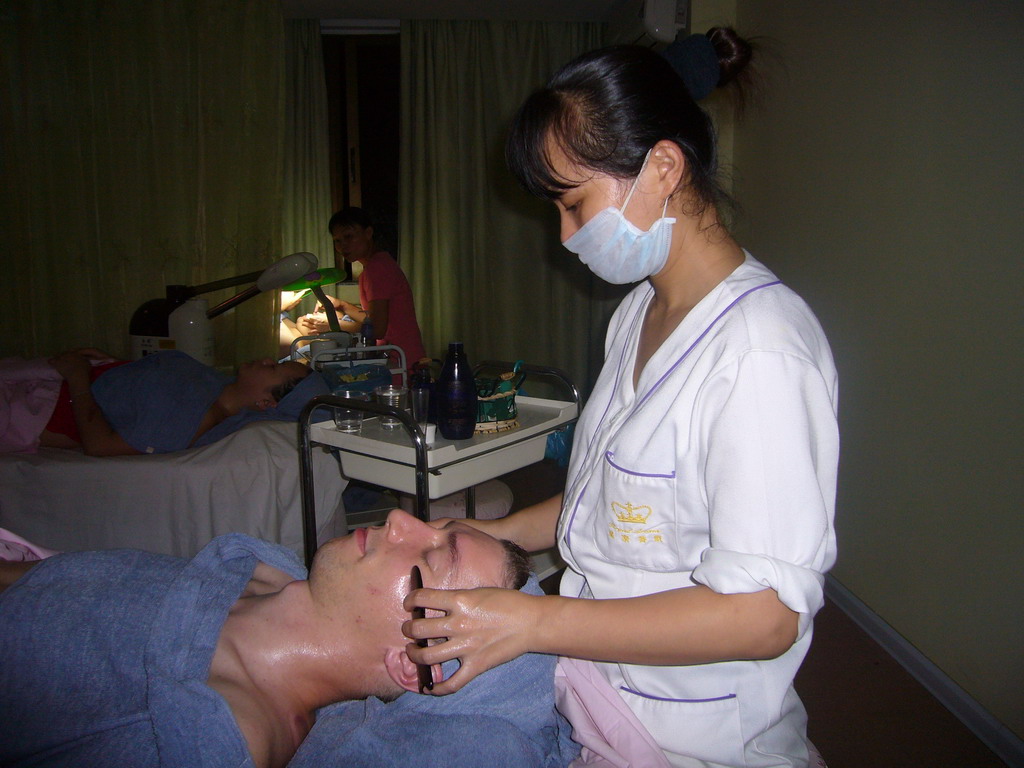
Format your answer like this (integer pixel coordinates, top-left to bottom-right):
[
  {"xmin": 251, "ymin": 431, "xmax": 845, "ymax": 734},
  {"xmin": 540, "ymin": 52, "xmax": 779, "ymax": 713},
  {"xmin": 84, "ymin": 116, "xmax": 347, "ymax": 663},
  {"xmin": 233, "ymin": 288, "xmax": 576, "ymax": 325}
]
[
  {"xmin": 309, "ymin": 510, "xmax": 527, "ymax": 695},
  {"xmin": 309, "ymin": 509, "xmax": 512, "ymax": 637}
]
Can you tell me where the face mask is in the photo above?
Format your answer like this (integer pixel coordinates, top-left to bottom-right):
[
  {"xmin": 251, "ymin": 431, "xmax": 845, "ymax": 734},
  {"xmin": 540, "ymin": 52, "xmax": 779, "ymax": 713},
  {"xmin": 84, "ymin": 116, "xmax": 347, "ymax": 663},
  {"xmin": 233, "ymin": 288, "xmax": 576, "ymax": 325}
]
[{"xmin": 563, "ymin": 151, "xmax": 675, "ymax": 284}]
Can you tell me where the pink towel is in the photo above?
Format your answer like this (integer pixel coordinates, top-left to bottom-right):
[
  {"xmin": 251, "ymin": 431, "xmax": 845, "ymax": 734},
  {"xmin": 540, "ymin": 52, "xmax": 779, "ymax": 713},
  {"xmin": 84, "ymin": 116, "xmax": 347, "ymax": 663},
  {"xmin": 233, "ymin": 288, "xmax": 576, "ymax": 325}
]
[
  {"xmin": 0, "ymin": 357, "xmax": 62, "ymax": 453},
  {"xmin": 0, "ymin": 527, "xmax": 59, "ymax": 561},
  {"xmin": 554, "ymin": 657, "xmax": 671, "ymax": 768}
]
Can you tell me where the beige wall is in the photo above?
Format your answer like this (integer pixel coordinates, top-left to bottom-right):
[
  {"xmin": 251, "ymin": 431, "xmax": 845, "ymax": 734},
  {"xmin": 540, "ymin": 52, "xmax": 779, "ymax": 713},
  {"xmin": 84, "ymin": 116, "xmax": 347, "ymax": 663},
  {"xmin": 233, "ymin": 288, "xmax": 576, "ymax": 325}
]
[{"xmin": 726, "ymin": 0, "xmax": 1022, "ymax": 739}]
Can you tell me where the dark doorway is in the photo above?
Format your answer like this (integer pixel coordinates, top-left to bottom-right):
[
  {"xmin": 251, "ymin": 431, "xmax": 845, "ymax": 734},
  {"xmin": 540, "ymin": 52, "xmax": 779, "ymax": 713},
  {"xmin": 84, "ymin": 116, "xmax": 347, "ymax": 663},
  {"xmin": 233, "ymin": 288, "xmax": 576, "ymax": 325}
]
[{"xmin": 322, "ymin": 33, "xmax": 401, "ymax": 272}]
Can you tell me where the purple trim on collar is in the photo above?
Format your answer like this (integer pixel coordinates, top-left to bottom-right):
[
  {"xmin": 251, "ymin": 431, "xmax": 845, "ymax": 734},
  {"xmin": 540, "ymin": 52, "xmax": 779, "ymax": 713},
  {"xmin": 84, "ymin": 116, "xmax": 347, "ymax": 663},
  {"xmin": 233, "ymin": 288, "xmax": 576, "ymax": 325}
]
[{"xmin": 636, "ymin": 281, "xmax": 781, "ymax": 410}]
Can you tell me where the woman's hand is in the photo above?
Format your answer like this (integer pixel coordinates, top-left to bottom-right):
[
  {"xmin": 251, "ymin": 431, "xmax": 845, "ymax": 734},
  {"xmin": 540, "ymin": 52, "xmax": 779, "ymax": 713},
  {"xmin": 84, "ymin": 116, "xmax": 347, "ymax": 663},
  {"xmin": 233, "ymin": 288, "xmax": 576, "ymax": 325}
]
[
  {"xmin": 0, "ymin": 561, "xmax": 39, "ymax": 595},
  {"xmin": 48, "ymin": 352, "xmax": 93, "ymax": 382},
  {"xmin": 403, "ymin": 587, "xmax": 543, "ymax": 695},
  {"xmin": 280, "ymin": 289, "xmax": 309, "ymax": 312},
  {"xmin": 337, "ymin": 299, "xmax": 361, "ymax": 318},
  {"xmin": 308, "ymin": 295, "xmax": 346, "ymax": 315}
]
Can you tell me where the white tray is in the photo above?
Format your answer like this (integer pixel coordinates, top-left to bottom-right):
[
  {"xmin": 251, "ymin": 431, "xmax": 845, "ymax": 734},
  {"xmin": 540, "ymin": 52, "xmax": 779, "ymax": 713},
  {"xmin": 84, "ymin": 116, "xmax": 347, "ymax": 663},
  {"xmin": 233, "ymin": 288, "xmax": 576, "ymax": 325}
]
[{"xmin": 310, "ymin": 395, "xmax": 576, "ymax": 499}]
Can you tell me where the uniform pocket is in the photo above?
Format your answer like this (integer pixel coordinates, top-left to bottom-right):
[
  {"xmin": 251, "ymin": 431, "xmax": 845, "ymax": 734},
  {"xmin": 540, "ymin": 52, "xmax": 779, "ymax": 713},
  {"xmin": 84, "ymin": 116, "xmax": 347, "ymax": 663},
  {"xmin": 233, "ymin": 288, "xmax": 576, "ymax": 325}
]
[
  {"xmin": 593, "ymin": 450, "xmax": 681, "ymax": 571},
  {"xmin": 619, "ymin": 684, "xmax": 745, "ymax": 766}
]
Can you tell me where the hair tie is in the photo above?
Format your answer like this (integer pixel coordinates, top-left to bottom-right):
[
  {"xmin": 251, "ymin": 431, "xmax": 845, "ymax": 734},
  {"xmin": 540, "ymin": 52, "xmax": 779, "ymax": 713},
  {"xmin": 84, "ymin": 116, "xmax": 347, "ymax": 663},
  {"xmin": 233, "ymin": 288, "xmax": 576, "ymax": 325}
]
[{"xmin": 660, "ymin": 33, "xmax": 720, "ymax": 100}]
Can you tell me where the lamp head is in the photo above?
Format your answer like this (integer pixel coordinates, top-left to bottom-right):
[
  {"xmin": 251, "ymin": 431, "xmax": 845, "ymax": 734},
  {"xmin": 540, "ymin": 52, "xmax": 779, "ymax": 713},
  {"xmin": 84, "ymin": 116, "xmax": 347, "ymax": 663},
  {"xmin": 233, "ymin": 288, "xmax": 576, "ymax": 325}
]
[{"xmin": 256, "ymin": 252, "xmax": 319, "ymax": 292}]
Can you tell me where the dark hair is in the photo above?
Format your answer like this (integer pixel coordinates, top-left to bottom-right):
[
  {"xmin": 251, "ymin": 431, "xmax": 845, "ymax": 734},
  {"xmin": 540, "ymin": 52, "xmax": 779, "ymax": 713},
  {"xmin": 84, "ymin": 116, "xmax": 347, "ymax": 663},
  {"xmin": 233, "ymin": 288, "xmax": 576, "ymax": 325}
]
[
  {"xmin": 500, "ymin": 538, "xmax": 533, "ymax": 591},
  {"xmin": 506, "ymin": 31, "xmax": 753, "ymax": 218},
  {"xmin": 708, "ymin": 27, "xmax": 753, "ymax": 88},
  {"xmin": 327, "ymin": 206, "xmax": 375, "ymax": 233},
  {"xmin": 270, "ymin": 366, "xmax": 311, "ymax": 403}
]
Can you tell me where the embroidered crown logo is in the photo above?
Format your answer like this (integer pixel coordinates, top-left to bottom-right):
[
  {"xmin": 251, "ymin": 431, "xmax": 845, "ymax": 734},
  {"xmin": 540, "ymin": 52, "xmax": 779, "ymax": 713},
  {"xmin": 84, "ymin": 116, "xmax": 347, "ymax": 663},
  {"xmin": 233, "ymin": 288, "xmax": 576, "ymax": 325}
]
[{"xmin": 612, "ymin": 502, "xmax": 652, "ymax": 525}]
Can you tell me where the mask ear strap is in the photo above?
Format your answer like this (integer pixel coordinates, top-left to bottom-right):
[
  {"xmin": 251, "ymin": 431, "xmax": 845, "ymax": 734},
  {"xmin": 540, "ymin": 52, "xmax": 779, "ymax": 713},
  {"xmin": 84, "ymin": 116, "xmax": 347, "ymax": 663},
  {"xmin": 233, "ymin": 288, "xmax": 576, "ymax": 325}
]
[{"xmin": 620, "ymin": 149, "xmax": 653, "ymax": 212}]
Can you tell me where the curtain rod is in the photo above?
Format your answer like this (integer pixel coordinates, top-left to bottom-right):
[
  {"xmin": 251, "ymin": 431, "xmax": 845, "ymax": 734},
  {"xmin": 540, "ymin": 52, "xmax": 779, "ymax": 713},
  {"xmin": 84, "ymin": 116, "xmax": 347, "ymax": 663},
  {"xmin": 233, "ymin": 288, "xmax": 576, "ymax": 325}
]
[{"xmin": 320, "ymin": 19, "xmax": 400, "ymax": 35}]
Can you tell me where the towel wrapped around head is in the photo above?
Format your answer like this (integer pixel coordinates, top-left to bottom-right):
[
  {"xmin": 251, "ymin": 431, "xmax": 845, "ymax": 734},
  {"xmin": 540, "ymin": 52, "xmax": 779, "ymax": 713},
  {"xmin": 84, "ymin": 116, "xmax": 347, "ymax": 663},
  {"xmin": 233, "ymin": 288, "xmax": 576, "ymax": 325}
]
[{"xmin": 288, "ymin": 575, "xmax": 581, "ymax": 768}]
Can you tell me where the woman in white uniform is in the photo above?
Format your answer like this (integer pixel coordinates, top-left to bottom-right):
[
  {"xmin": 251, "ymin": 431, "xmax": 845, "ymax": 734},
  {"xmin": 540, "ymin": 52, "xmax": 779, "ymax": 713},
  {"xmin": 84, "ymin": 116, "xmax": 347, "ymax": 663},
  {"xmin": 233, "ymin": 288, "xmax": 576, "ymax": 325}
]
[{"xmin": 406, "ymin": 33, "xmax": 838, "ymax": 768}]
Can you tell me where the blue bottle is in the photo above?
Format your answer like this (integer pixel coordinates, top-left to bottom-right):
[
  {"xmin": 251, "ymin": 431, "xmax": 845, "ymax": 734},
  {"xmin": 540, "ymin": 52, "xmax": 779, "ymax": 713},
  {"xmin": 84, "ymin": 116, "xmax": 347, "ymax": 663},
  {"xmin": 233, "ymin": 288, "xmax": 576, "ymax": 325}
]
[
  {"xmin": 435, "ymin": 342, "xmax": 477, "ymax": 440},
  {"xmin": 360, "ymin": 319, "xmax": 375, "ymax": 346},
  {"xmin": 411, "ymin": 358, "xmax": 436, "ymax": 423}
]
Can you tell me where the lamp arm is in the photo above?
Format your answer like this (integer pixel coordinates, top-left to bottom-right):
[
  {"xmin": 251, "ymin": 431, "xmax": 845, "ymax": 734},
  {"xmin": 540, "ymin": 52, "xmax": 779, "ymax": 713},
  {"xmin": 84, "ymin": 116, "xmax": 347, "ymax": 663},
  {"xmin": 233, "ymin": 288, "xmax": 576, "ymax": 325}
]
[
  {"xmin": 188, "ymin": 271, "xmax": 263, "ymax": 296},
  {"xmin": 190, "ymin": 252, "xmax": 320, "ymax": 301},
  {"xmin": 197, "ymin": 253, "xmax": 321, "ymax": 319},
  {"xmin": 206, "ymin": 285, "xmax": 260, "ymax": 319}
]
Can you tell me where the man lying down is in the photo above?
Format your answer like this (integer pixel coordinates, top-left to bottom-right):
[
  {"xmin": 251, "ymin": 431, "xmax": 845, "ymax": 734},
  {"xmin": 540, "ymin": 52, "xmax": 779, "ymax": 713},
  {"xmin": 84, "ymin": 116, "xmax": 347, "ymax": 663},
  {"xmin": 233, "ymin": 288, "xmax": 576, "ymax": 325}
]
[{"xmin": 0, "ymin": 510, "xmax": 579, "ymax": 768}]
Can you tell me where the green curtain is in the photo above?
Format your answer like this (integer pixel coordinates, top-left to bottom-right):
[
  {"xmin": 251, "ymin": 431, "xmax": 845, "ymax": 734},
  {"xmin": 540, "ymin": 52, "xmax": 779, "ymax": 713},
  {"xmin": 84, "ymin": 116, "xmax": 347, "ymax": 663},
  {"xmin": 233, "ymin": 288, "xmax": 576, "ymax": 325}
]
[
  {"xmin": 0, "ymin": 0, "xmax": 285, "ymax": 367},
  {"xmin": 282, "ymin": 20, "xmax": 333, "ymax": 275},
  {"xmin": 399, "ymin": 20, "xmax": 625, "ymax": 398},
  {"xmin": 278, "ymin": 19, "xmax": 335, "ymax": 348}
]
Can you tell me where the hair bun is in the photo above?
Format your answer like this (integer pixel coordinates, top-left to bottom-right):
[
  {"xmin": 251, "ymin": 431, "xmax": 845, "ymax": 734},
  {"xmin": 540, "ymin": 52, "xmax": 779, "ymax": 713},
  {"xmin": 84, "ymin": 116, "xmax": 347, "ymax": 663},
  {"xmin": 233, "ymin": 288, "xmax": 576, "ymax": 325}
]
[{"xmin": 707, "ymin": 27, "xmax": 752, "ymax": 87}]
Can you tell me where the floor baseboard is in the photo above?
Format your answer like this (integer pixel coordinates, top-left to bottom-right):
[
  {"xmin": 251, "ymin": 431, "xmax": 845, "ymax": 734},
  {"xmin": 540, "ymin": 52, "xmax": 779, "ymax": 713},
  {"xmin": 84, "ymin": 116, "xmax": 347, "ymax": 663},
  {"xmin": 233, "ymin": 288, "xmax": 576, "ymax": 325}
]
[{"xmin": 825, "ymin": 576, "xmax": 1023, "ymax": 767}]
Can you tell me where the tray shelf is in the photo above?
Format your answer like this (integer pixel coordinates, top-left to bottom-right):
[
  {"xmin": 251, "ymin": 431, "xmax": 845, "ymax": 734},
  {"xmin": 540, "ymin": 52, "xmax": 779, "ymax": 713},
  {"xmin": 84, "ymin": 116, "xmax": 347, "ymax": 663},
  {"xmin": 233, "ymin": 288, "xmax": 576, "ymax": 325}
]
[{"xmin": 310, "ymin": 396, "xmax": 576, "ymax": 498}]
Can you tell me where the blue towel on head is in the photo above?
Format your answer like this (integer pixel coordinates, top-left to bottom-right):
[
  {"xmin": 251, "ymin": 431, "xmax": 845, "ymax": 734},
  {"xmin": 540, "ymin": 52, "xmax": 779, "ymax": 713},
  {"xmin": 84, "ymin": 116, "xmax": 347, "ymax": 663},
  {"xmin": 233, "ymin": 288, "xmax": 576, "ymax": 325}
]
[{"xmin": 288, "ymin": 575, "xmax": 581, "ymax": 768}]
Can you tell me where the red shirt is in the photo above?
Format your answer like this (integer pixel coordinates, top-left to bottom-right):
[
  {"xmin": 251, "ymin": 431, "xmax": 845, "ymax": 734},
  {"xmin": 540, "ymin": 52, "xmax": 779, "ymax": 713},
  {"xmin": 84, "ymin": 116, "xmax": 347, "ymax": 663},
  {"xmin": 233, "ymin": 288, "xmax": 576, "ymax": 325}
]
[
  {"xmin": 44, "ymin": 360, "xmax": 130, "ymax": 440},
  {"xmin": 359, "ymin": 251, "xmax": 426, "ymax": 368}
]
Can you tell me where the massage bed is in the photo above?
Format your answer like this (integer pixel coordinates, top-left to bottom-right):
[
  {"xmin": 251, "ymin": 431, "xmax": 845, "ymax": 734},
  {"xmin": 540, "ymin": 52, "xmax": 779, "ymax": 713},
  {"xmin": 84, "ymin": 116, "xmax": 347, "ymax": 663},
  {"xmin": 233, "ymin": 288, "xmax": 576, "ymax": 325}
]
[{"xmin": 0, "ymin": 421, "xmax": 346, "ymax": 559}]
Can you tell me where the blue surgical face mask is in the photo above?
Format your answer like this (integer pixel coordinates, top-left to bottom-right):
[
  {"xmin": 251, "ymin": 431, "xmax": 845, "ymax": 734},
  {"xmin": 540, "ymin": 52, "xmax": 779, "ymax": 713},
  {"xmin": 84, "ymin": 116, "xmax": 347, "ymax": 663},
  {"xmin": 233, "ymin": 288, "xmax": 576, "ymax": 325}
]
[{"xmin": 562, "ymin": 151, "xmax": 675, "ymax": 285}]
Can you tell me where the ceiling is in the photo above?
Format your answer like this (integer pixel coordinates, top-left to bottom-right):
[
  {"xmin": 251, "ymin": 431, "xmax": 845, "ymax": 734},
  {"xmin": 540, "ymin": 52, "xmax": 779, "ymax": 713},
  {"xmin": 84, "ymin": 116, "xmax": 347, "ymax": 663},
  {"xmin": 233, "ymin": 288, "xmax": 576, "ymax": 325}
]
[{"xmin": 279, "ymin": 0, "xmax": 632, "ymax": 22}]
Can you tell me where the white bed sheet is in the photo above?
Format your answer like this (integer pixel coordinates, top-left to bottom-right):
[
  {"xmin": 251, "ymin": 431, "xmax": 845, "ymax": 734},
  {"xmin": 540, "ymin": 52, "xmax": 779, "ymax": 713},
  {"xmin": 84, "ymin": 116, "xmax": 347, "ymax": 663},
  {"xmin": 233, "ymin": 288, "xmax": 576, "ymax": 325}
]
[{"xmin": 0, "ymin": 421, "xmax": 346, "ymax": 559}]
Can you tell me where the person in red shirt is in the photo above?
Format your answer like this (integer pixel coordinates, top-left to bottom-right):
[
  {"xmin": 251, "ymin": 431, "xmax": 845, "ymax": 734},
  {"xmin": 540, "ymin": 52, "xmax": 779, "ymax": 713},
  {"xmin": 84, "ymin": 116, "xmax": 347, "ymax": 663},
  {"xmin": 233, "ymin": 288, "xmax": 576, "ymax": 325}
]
[{"xmin": 299, "ymin": 208, "xmax": 426, "ymax": 372}]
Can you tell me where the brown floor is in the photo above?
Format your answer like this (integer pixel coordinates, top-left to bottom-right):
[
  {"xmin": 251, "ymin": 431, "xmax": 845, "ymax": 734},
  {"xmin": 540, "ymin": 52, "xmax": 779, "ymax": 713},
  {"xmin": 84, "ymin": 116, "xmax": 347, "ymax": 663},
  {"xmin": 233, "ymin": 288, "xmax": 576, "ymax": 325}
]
[
  {"xmin": 796, "ymin": 601, "xmax": 1008, "ymax": 768},
  {"xmin": 498, "ymin": 460, "xmax": 1010, "ymax": 768}
]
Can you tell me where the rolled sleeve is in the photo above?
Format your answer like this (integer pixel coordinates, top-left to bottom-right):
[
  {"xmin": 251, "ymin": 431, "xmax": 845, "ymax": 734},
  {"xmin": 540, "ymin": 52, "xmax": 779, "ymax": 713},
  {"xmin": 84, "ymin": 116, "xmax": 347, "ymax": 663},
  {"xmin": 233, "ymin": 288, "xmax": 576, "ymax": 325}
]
[{"xmin": 692, "ymin": 549, "xmax": 826, "ymax": 635}]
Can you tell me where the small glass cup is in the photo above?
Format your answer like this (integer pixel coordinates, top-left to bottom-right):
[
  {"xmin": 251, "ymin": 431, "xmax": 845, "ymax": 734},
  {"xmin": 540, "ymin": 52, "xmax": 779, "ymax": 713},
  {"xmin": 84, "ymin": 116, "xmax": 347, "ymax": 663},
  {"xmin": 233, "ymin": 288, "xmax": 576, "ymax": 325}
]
[
  {"xmin": 411, "ymin": 387, "xmax": 430, "ymax": 429},
  {"xmin": 333, "ymin": 389, "xmax": 370, "ymax": 433},
  {"xmin": 374, "ymin": 384, "xmax": 409, "ymax": 430}
]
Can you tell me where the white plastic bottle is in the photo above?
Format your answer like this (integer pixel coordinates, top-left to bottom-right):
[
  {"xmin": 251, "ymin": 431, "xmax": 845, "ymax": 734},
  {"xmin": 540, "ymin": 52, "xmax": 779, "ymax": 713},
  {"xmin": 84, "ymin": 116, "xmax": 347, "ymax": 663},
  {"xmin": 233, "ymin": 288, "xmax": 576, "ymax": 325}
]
[{"xmin": 168, "ymin": 297, "xmax": 215, "ymax": 365}]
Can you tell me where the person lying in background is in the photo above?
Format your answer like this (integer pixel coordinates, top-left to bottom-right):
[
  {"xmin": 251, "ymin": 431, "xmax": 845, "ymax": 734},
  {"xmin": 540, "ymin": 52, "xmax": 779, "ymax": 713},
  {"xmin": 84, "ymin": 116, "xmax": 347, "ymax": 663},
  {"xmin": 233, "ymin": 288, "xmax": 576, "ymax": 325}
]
[
  {"xmin": 0, "ymin": 510, "xmax": 576, "ymax": 768},
  {"xmin": 0, "ymin": 348, "xmax": 328, "ymax": 456}
]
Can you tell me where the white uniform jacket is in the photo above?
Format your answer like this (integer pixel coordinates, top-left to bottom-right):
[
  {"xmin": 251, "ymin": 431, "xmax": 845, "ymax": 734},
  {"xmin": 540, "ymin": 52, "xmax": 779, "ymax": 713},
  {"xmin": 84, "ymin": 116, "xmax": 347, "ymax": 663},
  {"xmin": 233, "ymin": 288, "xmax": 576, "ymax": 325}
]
[{"xmin": 558, "ymin": 253, "xmax": 839, "ymax": 768}]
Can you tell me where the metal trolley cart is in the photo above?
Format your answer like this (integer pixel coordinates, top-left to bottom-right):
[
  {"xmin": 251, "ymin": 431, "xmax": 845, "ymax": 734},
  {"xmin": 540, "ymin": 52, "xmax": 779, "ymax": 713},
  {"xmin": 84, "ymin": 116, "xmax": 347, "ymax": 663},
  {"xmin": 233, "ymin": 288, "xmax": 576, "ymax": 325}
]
[
  {"xmin": 288, "ymin": 334, "xmax": 408, "ymax": 385},
  {"xmin": 297, "ymin": 362, "xmax": 579, "ymax": 568}
]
